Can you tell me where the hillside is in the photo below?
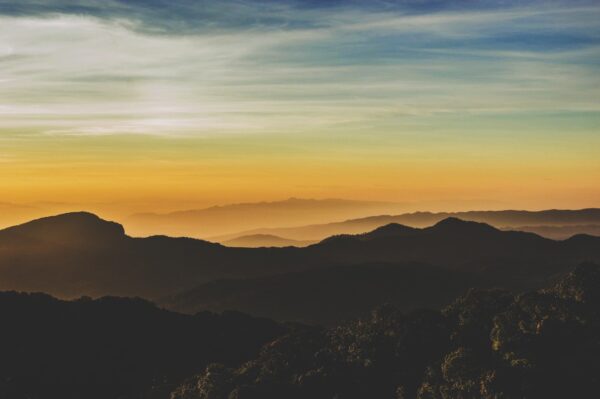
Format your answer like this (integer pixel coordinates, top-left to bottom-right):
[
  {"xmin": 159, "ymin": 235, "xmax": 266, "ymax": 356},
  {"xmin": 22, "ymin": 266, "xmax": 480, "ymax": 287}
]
[
  {"xmin": 1, "ymin": 212, "xmax": 599, "ymax": 303},
  {"xmin": 214, "ymin": 208, "xmax": 600, "ymax": 243},
  {"xmin": 171, "ymin": 263, "xmax": 600, "ymax": 399},
  {"xmin": 308, "ymin": 218, "xmax": 600, "ymax": 274},
  {"xmin": 505, "ymin": 224, "xmax": 600, "ymax": 240},
  {"xmin": 162, "ymin": 263, "xmax": 490, "ymax": 325},
  {"xmin": 1, "ymin": 263, "xmax": 598, "ymax": 398},
  {"xmin": 0, "ymin": 292, "xmax": 284, "ymax": 399}
]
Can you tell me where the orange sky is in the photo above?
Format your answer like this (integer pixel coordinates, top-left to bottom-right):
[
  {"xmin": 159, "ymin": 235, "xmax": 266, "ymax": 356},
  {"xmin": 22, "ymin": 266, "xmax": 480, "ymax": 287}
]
[
  {"xmin": 1, "ymin": 129, "xmax": 599, "ymax": 230},
  {"xmin": 1, "ymin": 2, "xmax": 599, "ymax": 228}
]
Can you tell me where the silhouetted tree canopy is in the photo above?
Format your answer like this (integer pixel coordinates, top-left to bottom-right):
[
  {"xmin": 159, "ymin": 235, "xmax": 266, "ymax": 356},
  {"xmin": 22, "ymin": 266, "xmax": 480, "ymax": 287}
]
[
  {"xmin": 1, "ymin": 263, "xmax": 598, "ymax": 398},
  {"xmin": 171, "ymin": 263, "xmax": 600, "ymax": 399}
]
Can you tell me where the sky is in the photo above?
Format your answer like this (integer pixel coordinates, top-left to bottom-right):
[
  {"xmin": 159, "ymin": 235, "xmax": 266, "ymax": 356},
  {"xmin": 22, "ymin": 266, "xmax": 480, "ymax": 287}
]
[{"xmin": 0, "ymin": 0, "xmax": 599, "ymax": 221}]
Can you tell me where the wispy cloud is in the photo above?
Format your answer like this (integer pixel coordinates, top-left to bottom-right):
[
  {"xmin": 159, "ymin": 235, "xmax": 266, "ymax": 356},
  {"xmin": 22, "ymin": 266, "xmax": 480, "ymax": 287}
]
[{"xmin": 0, "ymin": 1, "xmax": 598, "ymax": 136}]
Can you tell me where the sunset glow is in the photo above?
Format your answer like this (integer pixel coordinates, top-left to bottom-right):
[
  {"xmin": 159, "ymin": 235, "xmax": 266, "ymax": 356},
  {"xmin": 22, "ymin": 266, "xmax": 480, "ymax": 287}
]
[{"xmin": 1, "ymin": 1, "xmax": 599, "ymax": 227}]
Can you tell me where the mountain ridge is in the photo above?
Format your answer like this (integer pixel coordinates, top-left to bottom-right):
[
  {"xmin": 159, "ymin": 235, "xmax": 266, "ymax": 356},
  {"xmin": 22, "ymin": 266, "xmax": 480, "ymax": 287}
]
[
  {"xmin": 1, "ymin": 212, "xmax": 599, "ymax": 305},
  {"xmin": 213, "ymin": 208, "xmax": 600, "ymax": 243},
  {"xmin": 0, "ymin": 211, "xmax": 126, "ymax": 246},
  {"xmin": 223, "ymin": 234, "xmax": 313, "ymax": 248},
  {"xmin": 125, "ymin": 197, "xmax": 409, "ymax": 238}
]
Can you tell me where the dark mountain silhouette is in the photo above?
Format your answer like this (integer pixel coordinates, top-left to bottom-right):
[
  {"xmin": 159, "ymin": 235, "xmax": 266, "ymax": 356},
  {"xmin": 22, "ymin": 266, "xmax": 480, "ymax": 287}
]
[
  {"xmin": 321, "ymin": 222, "xmax": 420, "ymax": 242},
  {"xmin": 504, "ymin": 224, "xmax": 600, "ymax": 239},
  {"xmin": 163, "ymin": 219, "xmax": 600, "ymax": 323},
  {"xmin": 0, "ymin": 212, "xmax": 305, "ymax": 298},
  {"xmin": 162, "ymin": 262, "xmax": 489, "ymax": 325},
  {"xmin": 1, "ymin": 212, "xmax": 599, "ymax": 304},
  {"xmin": 223, "ymin": 234, "xmax": 314, "ymax": 247},
  {"xmin": 2, "ymin": 263, "xmax": 598, "ymax": 399},
  {"xmin": 309, "ymin": 219, "xmax": 600, "ymax": 275},
  {"xmin": 171, "ymin": 263, "xmax": 600, "ymax": 399},
  {"xmin": 213, "ymin": 208, "xmax": 600, "ymax": 243},
  {"xmin": 0, "ymin": 211, "xmax": 125, "ymax": 246},
  {"xmin": 0, "ymin": 291, "xmax": 284, "ymax": 399}
]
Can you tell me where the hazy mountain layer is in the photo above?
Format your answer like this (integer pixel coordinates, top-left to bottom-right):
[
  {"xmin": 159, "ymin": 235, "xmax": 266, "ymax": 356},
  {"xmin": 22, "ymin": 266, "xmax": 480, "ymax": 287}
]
[
  {"xmin": 1, "ymin": 212, "xmax": 599, "ymax": 303},
  {"xmin": 214, "ymin": 208, "xmax": 600, "ymax": 243},
  {"xmin": 223, "ymin": 234, "xmax": 315, "ymax": 248},
  {"xmin": 505, "ymin": 224, "xmax": 600, "ymax": 240},
  {"xmin": 125, "ymin": 198, "xmax": 409, "ymax": 238}
]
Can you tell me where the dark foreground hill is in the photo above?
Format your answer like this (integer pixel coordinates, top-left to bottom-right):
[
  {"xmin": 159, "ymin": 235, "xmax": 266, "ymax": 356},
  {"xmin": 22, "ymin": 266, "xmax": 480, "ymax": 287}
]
[
  {"xmin": 1, "ymin": 212, "xmax": 600, "ymax": 303},
  {"xmin": 171, "ymin": 263, "xmax": 600, "ymax": 399},
  {"xmin": 0, "ymin": 292, "xmax": 284, "ymax": 399},
  {"xmin": 1, "ymin": 264, "xmax": 598, "ymax": 398},
  {"xmin": 0, "ymin": 212, "xmax": 306, "ymax": 298}
]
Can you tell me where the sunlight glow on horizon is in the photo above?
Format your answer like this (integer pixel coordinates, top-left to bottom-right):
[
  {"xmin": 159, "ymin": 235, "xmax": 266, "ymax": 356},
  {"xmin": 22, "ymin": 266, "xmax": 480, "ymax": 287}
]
[{"xmin": 0, "ymin": 0, "xmax": 599, "ymax": 217}]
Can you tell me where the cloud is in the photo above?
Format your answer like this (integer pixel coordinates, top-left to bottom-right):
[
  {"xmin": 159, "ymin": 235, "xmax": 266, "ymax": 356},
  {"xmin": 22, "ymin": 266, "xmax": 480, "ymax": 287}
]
[
  {"xmin": 0, "ymin": 1, "xmax": 598, "ymax": 137},
  {"xmin": 2, "ymin": 0, "xmax": 599, "ymax": 35}
]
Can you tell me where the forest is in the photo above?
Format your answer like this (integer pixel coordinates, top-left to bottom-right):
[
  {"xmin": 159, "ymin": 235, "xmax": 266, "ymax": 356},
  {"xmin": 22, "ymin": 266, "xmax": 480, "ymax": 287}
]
[{"xmin": 1, "ymin": 263, "xmax": 598, "ymax": 399}]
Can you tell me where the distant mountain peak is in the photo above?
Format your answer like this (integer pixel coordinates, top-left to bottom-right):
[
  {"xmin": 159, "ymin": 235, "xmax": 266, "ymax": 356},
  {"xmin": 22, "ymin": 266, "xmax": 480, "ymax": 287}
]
[
  {"xmin": 1, "ymin": 211, "xmax": 126, "ymax": 243},
  {"xmin": 434, "ymin": 217, "xmax": 468, "ymax": 226},
  {"xmin": 365, "ymin": 223, "xmax": 418, "ymax": 238},
  {"xmin": 42, "ymin": 211, "xmax": 107, "ymax": 223},
  {"xmin": 430, "ymin": 217, "xmax": 498, "ymax": 233}
]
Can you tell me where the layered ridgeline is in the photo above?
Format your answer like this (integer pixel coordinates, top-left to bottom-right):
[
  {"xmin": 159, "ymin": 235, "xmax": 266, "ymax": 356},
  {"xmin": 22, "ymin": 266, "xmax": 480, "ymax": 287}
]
[
  {"xmin": 163, "ymin": 219, "xmax": 600, "ymax": 323},
  {"xmin": 213, "ymin": 208, "xmax": 600, "ymax": 244},
  {"xmin": 1, "ymin": 264, "xmax": 598, "ymax": 398},
  {"xmin": 125, "ymin": 198, "xmax": 410, "ymax": 238},
  {"xmin": 1, "ymin": 212, "xmax": 600, "ymax": 324},
  {"xmin": 171, "ymin": 263, "xmax": 600, "ymax": 399}
]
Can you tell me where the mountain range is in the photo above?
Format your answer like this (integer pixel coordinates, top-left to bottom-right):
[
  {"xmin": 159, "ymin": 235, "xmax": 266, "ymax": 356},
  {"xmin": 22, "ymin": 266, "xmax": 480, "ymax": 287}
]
[
  {"xmin": 164, "ymin": 218, "xmax": 600, "ymax": 323},
  {"xmin": 213, "ymin": 208, "xmax": 600, "ymax": 245},
  {"xmin": 1, "ymin": 211, "xmax": 599, "ymax": 324},
  {"xmin": 125, "ymin": 198, "xmax": 409, "ymax": 238}
]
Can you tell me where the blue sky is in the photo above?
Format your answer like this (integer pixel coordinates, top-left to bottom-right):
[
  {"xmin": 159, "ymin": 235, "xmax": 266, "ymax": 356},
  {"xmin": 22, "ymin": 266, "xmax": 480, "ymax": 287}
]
[{"xmin": 1, "ymin": 0, "xmax": 599, "ymax": 136}]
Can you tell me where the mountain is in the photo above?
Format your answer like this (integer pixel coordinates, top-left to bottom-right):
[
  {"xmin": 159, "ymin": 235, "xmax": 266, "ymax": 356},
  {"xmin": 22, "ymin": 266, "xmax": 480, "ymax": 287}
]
[
  {"xmin": 210, "ymin": 214, "xmax": 416, "ymax": 243},
  {"xmin": 125, "ymin": 198, "xmax": 408, "ymax": 238},
  {"xmin": 0, "ymin": 211, "xmax": 125, "ymax": 246},
  {"xmin": 0, "ymin": 291, "xmax": 284, "ymax": 399},
  {"xmin": 163, "ymin": 219, "xmax": 600, "ymax": 323},
  {"xmin": 2, "ymin": 261, "xmax": 598, "ymax": 399},
  {"xmin": 1, "ymin": 212, "xmax": 599, "ymax": 303},
  {"xmin": 223, "ymin": 234, "xmax": 315, "ymax": 248},
  {"xmin": 309, "ymin": 219, "xmax": 600, "ymax": 275},
  {"xmin": 171, "ymin": 263, "xmax": 600, "ymax": 399},
  {"xmin": 0, "ymin": 212, "xmax": 305, "ymax": 298},
  {"xmin": 505, "ymin": 224, "xmax": 600, "ymax": 240},
  {"xmin": 161, "ymin": 262, "xmax": 488, "ymax": 325},
  {"xmin": 213, "ymin": 208, "xmax": 600, "ymax": 243}
]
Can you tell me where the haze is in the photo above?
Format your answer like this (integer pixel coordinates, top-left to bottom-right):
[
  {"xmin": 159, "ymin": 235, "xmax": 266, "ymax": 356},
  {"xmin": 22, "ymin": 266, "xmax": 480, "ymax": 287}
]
[{"xmin": 1, "ymin": 0, "xmax": 599, "ymax": 230}]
